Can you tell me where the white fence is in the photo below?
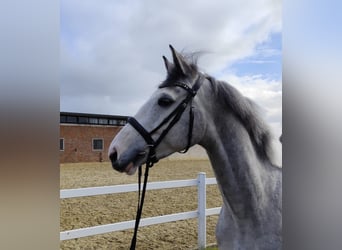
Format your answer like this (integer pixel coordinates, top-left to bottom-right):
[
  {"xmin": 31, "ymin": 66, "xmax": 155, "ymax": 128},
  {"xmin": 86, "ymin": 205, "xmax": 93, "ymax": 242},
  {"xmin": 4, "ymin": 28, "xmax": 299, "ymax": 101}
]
[{"xmin": 60, "ymin": 172, "xmax": 221, "ymax": 249}]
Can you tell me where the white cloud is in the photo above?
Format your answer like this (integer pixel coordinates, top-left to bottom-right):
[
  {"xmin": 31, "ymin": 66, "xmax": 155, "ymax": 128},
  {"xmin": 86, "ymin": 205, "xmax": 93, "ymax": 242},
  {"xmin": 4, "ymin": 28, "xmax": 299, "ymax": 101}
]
[{"xmin": 60, "ymin": 0, "xmax": 282, "ymax": 135}]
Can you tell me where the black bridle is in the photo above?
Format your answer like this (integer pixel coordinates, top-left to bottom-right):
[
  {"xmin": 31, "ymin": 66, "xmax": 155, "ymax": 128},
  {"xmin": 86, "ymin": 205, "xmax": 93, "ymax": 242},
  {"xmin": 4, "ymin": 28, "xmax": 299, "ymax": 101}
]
[{"xmin": 127, "ymin": 75, "xmax": 204, "ymax": 249}]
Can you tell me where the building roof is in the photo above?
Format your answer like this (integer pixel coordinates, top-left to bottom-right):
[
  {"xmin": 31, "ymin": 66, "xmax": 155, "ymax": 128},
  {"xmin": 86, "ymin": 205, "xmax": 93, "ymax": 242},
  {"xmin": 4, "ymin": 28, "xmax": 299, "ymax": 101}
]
[{"xmin": 60, "ymin": 112, "xmax": 129, "ymax": 126}]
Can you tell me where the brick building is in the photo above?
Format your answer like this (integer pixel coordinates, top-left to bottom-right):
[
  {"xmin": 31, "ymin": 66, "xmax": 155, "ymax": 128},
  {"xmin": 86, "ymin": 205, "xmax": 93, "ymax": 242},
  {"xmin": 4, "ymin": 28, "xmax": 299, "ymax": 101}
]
[{"xmin": 60, "ymin": 112, "xmax": 128, "ymax": 163}]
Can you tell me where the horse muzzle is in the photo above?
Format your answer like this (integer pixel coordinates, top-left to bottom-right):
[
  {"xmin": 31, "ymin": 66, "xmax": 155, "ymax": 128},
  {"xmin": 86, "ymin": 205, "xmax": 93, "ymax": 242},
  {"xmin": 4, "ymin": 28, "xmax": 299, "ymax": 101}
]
[{"xmin": 109, "ymin": 149, "xmax": 146, "ymax": 175}]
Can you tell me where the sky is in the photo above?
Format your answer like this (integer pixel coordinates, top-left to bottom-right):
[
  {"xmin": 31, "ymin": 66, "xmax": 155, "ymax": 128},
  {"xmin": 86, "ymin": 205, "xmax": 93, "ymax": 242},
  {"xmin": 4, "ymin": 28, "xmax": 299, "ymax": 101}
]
[{"xmin": 60, "ymin": 0, "xmax": 282, "ymax": 137}]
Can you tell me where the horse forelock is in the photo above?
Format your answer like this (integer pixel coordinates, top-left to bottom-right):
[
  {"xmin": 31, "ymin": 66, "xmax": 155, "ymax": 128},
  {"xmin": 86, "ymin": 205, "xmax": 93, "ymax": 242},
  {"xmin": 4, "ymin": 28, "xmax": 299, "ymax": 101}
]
[{"xmin": 159, "ymin": 52, "xmax": 199, "ymax": 88}]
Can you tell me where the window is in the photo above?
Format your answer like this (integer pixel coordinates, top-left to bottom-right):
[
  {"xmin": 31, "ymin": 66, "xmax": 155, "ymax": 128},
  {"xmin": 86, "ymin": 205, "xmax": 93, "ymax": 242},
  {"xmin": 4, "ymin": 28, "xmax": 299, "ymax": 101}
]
[
  {"xmin": 119, "ymin": 120, "xmax": 127, "ymax": 126},
  {"xmin": 60, "ymin": 115, "xmax": 67, "ymax": 123},
  {"xmin": 92, "ymin": 138, "xmax": 103, "ymax": 151},
  {"xmin": 109, "ymin": 119, "xmax": 118, "ymax": 125},
  {"xmin": 78, "ymin": 117, "xmax": 89, "ymax": 124},
  {"xmin": 99, "ymin": 118, "xmax": 108, "ymax": 125},
  {"xmin": 89, "ymin": 118, "xmax": 98, "ymax": 124},
  {"xmin": 66, "ymin": 116, "xmax": 77, "ymax": 123},
  {"xmin": 60, "ymin": 138, "xmax": 64, "ymax": 151}
]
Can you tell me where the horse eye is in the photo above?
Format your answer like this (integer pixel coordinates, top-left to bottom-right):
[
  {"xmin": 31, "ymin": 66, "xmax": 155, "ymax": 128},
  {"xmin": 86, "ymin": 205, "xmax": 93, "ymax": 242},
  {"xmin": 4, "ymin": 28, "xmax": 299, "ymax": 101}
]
[{"xmin": 158, "ymin": 97, "xmax": 174, "ymax": 107}]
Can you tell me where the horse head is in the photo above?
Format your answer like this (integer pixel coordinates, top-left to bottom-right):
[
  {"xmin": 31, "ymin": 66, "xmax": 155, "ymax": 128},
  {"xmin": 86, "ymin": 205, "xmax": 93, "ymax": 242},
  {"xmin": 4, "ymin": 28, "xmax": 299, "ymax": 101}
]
[{"xmin": 108, "ymin": 45, "xmax": 207, "ymax": 175}]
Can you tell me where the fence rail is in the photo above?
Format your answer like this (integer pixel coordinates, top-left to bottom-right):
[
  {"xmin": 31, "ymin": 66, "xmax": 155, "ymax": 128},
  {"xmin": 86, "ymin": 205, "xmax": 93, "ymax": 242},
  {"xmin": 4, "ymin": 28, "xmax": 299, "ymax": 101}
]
[{"xmin": 60, "ymin": 172, "xmax": 221, "ymax": 249}]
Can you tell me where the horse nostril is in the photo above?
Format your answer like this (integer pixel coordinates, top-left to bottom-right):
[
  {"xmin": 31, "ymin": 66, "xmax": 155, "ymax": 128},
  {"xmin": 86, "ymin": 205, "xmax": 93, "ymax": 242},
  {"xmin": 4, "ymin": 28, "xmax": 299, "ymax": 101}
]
[{"xmin": 109, "ymin": 151, "xmax": 118, "ymax": 164}]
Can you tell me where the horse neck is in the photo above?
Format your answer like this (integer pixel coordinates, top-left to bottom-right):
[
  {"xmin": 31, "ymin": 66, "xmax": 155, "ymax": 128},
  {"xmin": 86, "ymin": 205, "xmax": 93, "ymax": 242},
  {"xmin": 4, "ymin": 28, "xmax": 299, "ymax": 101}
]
[{"xmin": 199, "ymin": 102, "xmax": 278, "ymax": 226}]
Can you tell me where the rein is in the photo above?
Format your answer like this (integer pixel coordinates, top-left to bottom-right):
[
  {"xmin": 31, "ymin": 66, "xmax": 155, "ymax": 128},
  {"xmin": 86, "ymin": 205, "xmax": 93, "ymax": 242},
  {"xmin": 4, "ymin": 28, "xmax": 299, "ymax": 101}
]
[{"xmin": 127, "ymin": 75, "xmax": 204, "ymax": 249}]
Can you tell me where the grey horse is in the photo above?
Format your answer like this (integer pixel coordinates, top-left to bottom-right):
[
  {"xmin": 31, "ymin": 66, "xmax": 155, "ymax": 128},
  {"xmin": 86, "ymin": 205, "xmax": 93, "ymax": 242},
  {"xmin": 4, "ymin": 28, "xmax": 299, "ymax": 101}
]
[{"xmin": 108, "ymin": 45, "xmax": 282, "ymax": 249}]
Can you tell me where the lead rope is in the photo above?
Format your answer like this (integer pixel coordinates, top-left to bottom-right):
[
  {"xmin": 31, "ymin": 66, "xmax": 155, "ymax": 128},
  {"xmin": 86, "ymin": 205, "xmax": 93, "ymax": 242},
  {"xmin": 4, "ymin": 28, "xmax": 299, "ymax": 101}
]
[
  {"xmin": 128, "ymin": 76, "xmax": 204, "ymax": 249},
  {"xmin": 130, "ymin": 149, "xmax": 155, "ymax": 250}
]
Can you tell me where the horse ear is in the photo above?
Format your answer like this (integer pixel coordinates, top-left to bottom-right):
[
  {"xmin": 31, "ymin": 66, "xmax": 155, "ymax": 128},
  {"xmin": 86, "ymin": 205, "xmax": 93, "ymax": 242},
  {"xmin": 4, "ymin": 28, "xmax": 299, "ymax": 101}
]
[
  {"xmin": 169, "ymin": 44, "xmax": 191, "ymax": 76},
  {"xmin": 162, "ymin": 55, "xmax": 174, "ymax": 74}
]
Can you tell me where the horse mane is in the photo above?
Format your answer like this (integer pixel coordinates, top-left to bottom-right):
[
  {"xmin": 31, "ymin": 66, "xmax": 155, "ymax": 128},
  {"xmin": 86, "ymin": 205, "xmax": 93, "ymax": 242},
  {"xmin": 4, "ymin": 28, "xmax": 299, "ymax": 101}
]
[
  {"xmin": 159, "ymin": 52, "xmax": 274, "ymax": 163},
  {"xmin": 207, "ymin": 76, "xmax": 274, "ymax": 162}
]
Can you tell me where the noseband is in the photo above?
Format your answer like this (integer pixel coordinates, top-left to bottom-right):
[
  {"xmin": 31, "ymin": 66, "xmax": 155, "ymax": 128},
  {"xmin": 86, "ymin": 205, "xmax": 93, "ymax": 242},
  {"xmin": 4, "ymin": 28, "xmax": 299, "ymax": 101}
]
[{"xmin": 127, "ymin": 75, "xmax": 204, "ymax": 249}]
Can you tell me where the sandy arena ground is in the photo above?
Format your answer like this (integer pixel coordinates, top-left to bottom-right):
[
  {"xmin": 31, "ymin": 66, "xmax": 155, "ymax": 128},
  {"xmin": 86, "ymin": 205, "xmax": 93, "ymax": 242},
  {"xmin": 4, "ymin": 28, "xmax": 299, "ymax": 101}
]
[{"xmin": 60, "ymin": 159, "xmax": 222, "ymax": 249}]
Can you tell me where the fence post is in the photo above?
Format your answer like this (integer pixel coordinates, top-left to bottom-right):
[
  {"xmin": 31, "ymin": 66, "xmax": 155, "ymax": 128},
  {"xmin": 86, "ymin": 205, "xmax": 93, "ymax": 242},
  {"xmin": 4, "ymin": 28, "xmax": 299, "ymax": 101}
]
[{"xmin": 197, "ymin": 172, "xmax": 206, "ymax": 250}]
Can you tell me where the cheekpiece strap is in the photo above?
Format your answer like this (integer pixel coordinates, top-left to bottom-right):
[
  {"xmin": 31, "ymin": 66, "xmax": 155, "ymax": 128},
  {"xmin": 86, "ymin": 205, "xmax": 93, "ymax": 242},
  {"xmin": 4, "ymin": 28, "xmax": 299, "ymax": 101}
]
[{"xmin": 128, "ymin": 117, "xmax": 155, "ymax": 146}]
